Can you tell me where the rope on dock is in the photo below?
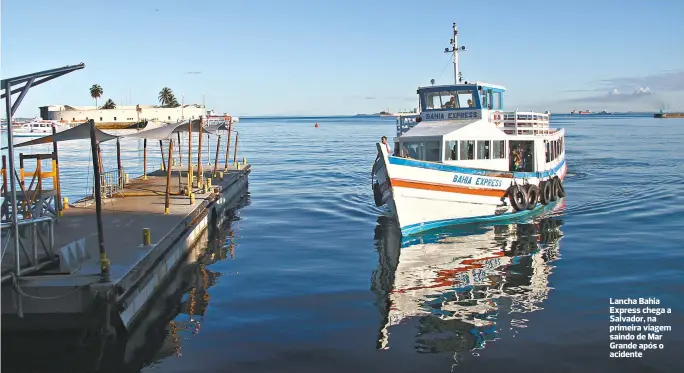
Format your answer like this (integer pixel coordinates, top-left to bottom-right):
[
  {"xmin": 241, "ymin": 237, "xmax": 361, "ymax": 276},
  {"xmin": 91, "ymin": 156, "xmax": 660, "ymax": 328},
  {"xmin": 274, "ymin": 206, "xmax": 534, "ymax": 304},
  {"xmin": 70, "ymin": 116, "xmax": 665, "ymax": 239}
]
[{"xmin": 9, "ymin": 271, "xmax": 88, "ymax": 300}]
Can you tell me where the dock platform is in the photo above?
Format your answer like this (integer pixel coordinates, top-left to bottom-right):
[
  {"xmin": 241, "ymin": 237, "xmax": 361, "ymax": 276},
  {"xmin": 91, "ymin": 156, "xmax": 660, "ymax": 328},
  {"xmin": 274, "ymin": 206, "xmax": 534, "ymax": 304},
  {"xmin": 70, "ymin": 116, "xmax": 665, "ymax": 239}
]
[
  {"xmin": 654, "ymin": 112, "xmax": 684, "ymax": 118},
  {"xmin": 1, "ymin": 162, "xmax": 250, "ymax": 335}
]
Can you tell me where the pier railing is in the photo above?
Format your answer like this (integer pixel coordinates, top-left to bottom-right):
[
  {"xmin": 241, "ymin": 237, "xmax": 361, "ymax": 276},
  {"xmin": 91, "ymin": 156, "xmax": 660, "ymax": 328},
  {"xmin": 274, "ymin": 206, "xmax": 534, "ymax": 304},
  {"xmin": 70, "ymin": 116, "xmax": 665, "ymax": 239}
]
[
  {"xmin": 100, "ymin": 169, "xmax": 125, "ymax": 198},
  {"xmin": 1, "ymin": 216, "xmax": 56, "ymax": 283}
]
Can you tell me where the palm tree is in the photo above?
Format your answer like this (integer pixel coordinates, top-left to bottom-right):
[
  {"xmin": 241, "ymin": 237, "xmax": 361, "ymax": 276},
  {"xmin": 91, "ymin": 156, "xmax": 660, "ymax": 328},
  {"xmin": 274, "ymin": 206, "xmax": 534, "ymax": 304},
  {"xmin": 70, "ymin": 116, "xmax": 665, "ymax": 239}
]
[
  {"xmin": 158, "ymin": 87, "xmax": 174, "ymax": 107},
  {"xmin": 90, "ymin": 84, "xmax": 103, "ymax": 108},
  {"xmin": 102, "ymin": 99, "xmax": 116, "ymax": 109}
]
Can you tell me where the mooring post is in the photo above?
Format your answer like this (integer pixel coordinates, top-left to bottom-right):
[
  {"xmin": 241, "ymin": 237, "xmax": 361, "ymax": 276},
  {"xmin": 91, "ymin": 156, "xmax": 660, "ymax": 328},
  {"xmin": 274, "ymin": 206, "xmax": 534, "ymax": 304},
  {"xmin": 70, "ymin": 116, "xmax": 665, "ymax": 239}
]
[
  {"xmin": 51, "ymin": 126, "xmax": 62, "ymax": 215},
  {"xmin": 187, "ymin": 120, "xmax": 193, "ymax": 195},
  {"xmin": 233, "ymin": 131, "xmax": 240, "ymax": 166},
  {"xmin": 224, "ymin": 121, "xmax": 232, "ymax": 169},
  {"xmin": 213, "ymin": 134, "xmax": 221, "ymax": 177},
  {"xmin": 97, "ymin": 144, "xmax": 103, "ymax": 174},
  {"xmin": 143, "ymin": 138, "xmax": 148, "ymax": 180},
  {"xmin": 206, "ymin": 133, "xmax": 211, "ymax": 165},
  {"xmin": 159, "ymin": 140, "xmax": 166, "ymax": 171},
  {"xmin": 164, "ymin": 139, "xmax": 173, "ymax": 215},
  {"xmin": 116, "ymin": 138, "xmax": 123, "ymax": 187},
  {"xmin": 88, "ymin": 119, "xmax": 110, "ymax": 280},
  {"xmin": 177, "ymin": 132, "xmax": 183, "ymax": 166},
  {"xmin": 197, "ymin": 118, "xmax": 203, "ymax": 189}
]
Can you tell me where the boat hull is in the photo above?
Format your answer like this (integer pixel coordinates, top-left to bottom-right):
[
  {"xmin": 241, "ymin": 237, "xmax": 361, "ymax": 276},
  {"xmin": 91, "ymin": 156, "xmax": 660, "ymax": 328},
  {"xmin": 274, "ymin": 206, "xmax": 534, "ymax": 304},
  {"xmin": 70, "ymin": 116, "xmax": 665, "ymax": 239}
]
[{"xmin": 373, "ymin": 146, "xmax": 567, "ymax": 236}]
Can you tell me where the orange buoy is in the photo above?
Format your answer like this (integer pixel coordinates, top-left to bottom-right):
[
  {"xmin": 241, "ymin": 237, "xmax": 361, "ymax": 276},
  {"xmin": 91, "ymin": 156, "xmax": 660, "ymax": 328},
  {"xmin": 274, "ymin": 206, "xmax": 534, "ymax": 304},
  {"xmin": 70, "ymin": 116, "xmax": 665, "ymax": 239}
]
[{"xmin": 315, "ymin": 122, "xmax": 319, "ymax": 128}]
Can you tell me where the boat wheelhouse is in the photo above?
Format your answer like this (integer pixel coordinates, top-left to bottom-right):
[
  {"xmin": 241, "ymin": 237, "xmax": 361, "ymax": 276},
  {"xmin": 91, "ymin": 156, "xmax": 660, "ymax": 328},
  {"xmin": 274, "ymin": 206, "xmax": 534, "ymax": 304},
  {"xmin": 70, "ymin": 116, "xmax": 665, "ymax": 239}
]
[{"xmin": 372, "ymin": 23, "xmax": 567, "ymax": 235}]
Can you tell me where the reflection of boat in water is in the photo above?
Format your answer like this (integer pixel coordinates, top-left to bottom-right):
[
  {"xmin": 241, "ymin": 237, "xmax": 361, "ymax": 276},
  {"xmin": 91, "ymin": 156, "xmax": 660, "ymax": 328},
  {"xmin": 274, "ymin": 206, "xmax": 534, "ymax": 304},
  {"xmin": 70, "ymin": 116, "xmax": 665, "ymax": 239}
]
[{"xmin": 371, "ymin": 201, "xmax": 564, "ymax": 355}]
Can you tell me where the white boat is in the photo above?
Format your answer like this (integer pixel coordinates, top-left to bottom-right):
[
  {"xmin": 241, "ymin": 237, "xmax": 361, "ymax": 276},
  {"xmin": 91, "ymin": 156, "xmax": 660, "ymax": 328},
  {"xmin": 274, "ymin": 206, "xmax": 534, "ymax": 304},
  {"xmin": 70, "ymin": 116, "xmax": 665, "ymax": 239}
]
[
  {"xmin": 205, "ymin": 110, "xmax": 239, "ymax": 127},
  {"xmin": 371, "ymin": 208, "xmax": 564, "ymax": 351},
  {"xmin": 1, "ymin": 117, "xmax": 70, "ymax": 137},
  {"xmin": 372, "ymin": 23, "xmax": 567, "ymax": 236}
]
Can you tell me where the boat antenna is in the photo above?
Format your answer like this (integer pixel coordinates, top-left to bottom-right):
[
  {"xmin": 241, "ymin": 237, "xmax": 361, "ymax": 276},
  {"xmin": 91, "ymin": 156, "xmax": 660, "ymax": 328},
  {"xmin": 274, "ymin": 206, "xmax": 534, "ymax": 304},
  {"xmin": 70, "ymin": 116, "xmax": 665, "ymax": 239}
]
[{"xmin": 444, "ymin": 22, "xmax": 466, "ymax": 84}]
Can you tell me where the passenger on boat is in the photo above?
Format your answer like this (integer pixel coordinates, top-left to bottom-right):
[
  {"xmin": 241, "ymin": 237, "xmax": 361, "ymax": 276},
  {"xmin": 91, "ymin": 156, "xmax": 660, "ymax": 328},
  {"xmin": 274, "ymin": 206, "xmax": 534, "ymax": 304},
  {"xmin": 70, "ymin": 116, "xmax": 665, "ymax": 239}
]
[
  {"xmin": 511, "ymin": 146, "xmax": 523, "ymax": 171},
  {"xmin": 442, "ymin": 97, "xmax": 456, "ymax": 109},
  {"xmin": 380, "ymin": 136, "xmax": 392, "ymax": 154},
  {"xmin": 467, "ymin": 99, "xmax": 475, "ymax": 108}
]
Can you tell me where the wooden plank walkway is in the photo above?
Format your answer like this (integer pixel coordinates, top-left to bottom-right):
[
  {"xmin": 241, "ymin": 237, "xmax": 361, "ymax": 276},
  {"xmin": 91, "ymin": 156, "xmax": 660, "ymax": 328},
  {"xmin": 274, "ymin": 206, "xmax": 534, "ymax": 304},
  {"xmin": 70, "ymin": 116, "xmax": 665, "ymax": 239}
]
[{"xmin": 1, "ymin": 163, "xmax": 249, "ymax": 281}]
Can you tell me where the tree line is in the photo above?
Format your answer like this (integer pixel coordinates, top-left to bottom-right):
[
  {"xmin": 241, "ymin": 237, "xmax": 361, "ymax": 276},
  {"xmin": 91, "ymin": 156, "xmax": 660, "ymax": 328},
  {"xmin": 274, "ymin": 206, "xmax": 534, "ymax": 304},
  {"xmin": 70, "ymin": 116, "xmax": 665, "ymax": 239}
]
[{"xmin": 89, "ymin": 85, "xmax": 182, "ymax": 109}]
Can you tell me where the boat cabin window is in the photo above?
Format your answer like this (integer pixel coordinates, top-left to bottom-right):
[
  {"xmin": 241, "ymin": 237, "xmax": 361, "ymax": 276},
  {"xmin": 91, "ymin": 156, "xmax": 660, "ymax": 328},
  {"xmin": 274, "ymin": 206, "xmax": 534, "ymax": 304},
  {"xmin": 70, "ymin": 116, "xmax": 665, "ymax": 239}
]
[
  {"xmin": 399, "ymin": 140, "xmax": 441, "ymax": 161},
  {"xmin": 459, "ymin": 140, "xmax": 475, "ymax": 160},
  {"xmin": 546, "ymin": 136, "xmax": 565, "ymax": 162},
  {"xmin": 492, "ymin": 91, "xmax": 502, "ymax": 110},
  {"xmin": 479, "ymin": 88, "xmax": 503, "ymax": 110},
  {"xmin": 492, "ymin": 140, "xmax": 505, "ymax": 159},
  {"xmin": 425, "ymin": 90, "xmax": 477, "ymax": 109},
  {"xmin": 476, "ymin": 140, "xmax": 490, "ymax": 160},
  {"xmin": 444, "ymin": 140, "xmax": 458, "ymax": 160},
  {"xmin": 509, "ymin": 140, "xmax": 535, "ymax": 172}
]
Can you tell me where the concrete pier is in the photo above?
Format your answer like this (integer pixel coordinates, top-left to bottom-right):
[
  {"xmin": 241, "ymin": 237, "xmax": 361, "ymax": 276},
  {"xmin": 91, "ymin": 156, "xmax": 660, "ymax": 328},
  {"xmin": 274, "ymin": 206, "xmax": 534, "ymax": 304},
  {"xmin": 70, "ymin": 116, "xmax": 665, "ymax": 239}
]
[{"xmin": 1, "ymin": 162, "xmax": 250, "ymax": 335}]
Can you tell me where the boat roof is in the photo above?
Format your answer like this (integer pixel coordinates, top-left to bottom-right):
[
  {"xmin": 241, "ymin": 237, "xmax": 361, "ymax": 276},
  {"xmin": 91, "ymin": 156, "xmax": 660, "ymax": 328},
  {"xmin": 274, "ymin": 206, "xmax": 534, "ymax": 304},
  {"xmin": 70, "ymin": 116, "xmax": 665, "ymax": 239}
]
[
  {"xmin": 418, "ymin": 81, "xmax": 506, "ymax": 91},
  {"xmin": 401, "ymin": 119, "xmax": 477, "ymax": 137},
  {"xmin": 400, "ymin": 119, "xmax": 508, "ymax": 140}
]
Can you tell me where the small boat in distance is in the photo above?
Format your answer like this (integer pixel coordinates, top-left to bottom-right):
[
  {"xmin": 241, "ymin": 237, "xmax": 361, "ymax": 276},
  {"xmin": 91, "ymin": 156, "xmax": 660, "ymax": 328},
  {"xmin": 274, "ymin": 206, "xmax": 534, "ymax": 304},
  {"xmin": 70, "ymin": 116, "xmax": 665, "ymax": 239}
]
[{"xmin": 371, "ymin": 23, "xmax": 567, "ymax": 236}]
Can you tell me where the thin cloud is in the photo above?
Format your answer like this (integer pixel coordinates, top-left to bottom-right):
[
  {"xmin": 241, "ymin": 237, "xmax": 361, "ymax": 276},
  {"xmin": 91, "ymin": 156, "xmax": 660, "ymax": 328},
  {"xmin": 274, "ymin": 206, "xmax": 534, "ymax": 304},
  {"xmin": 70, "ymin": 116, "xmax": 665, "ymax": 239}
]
[
  {"xmin": 562, "ymin": 71, "xmax": 684, "ymax": 93},
  {"xmin": 564, "ymin": 87, "xmax": 656, "ymax": 103},
  {"xmin": 596, "ymin": 71, "xmax": 684, "ymax": 92},
  {"xmin": 184, "ymin": 71, "xmax": 202, "ymax": 75}
]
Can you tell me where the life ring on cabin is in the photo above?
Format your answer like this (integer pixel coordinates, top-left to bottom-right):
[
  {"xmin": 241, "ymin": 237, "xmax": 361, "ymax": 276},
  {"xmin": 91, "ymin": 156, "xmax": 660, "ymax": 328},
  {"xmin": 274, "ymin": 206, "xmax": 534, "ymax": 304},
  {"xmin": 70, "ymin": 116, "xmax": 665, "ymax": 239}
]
[
  {"xmin": 508, "ymin": 185, "xmax": 528, "ymax": 211},
  {"xmin": 524, "ymin": 184, "xmax": 540, "ymax": 210},
  {"xmin": 373, "ymin": 182, "xmax": 383, "ymax": 207},
  {"xmin": 553, "ymin": 176, "xmax": 566, "ymax": 198},
  {"xmin": 539, "ymin": 180, "xmax": 552, "ymax": 205}
]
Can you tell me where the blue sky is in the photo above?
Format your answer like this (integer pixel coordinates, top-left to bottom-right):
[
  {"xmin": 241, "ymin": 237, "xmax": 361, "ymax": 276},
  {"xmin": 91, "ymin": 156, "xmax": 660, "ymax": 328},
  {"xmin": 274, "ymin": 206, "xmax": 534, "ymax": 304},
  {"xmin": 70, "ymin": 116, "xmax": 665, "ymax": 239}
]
[{"xmin": 2, "ymin": 0, "xmax": 683, "ymax": 117}]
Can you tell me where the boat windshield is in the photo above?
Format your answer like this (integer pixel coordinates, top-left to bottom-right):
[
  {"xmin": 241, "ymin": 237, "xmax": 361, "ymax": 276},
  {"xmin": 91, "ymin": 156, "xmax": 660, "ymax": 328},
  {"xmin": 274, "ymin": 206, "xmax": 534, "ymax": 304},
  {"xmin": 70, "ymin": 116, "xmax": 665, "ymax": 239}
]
[{"xmin": 424, "ymin": 90, "xmax": 477, "ymax": 110}]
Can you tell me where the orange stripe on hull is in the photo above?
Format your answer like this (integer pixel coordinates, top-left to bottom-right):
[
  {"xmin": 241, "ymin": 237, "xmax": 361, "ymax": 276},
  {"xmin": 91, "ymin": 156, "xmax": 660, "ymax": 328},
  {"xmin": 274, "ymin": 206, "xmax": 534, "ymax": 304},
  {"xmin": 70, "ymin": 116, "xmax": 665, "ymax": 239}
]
[{"xmin": 391, "ymin": 178, "xmax": 506, "ymax": 198}]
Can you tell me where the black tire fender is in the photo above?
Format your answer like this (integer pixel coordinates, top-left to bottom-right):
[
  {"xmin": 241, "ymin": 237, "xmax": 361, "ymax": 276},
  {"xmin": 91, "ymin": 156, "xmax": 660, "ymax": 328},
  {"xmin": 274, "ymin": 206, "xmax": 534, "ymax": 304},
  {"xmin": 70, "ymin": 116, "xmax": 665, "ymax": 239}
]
[
  {"xmin": 524, "ymin": 184, "xmax": 540, "ymax": 210},
  {"xmin": 539, "ymin": 181, "xmax": 552, "ymax": 205},
  {"xmin": 508, "ymin": 185, "xmax": 529, "ymax": 211}
]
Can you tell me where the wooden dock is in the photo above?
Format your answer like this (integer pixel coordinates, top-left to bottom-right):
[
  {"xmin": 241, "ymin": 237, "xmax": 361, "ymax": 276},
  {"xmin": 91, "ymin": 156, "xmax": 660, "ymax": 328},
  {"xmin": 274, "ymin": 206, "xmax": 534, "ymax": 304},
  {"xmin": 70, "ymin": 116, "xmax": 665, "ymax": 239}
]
[{"xmin": 1, "ymin": 162, "xmax": 250, "ymax": 335}]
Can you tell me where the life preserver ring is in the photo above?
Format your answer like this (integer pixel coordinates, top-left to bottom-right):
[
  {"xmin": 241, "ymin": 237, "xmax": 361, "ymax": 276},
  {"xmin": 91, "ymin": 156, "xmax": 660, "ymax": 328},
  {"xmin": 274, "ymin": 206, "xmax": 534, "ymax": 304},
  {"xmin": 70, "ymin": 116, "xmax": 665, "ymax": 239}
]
[
  {"xmin": 539, "ymin": 180, "xmax": 552, "ymax": 205},
  {"xmin": 554, "ymin": 176, "xmax": 566, "ymax": 198},
  {"xmin": 508, "ymin": 185, "xmax": 528, "ymax": 211},
  {"xmin": 524, "ymin": 184, "xmax": 540, "ymax": 210},
  {"xmin": 373, "ymin": 182, "xmax": 383, "ymax": 206}
]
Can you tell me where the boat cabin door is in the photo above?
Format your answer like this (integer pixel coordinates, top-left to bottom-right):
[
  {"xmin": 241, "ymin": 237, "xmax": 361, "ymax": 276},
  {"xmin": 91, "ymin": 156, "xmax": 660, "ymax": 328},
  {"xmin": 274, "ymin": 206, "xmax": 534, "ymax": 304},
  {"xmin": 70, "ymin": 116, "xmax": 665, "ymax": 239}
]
[{"xmin": 509, "ymin": 140, "xmax": 534, "ymax": 172}]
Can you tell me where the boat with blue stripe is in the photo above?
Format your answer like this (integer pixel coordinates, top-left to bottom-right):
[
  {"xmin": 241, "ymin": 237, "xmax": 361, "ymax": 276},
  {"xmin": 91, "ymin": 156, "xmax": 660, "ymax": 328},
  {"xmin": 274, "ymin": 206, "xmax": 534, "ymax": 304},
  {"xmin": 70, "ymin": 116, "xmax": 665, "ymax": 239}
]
[{"xmin": 372, "ymin": 23, "xmax": 567, "ymax": 236}]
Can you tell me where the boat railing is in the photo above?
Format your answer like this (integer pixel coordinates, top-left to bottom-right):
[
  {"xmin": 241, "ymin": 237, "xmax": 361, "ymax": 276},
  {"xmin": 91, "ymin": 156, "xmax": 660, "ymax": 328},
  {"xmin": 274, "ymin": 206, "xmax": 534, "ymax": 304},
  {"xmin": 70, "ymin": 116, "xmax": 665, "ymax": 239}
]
[
  {"xmin": 396, "ymin": 115, "xmax": 419, "ymax": 137},
  {"xmin": 491, "ymin": 111, "xmax": 557, "ymax": 136}
]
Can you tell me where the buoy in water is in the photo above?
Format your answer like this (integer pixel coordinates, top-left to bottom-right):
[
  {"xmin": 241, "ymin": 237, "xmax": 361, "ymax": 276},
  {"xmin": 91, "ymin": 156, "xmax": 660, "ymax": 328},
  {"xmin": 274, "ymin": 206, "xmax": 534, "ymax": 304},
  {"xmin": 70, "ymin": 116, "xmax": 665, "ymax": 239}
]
[{"xmin": 315, "ymin": 122, "xmax": 319, "ymax": 128}]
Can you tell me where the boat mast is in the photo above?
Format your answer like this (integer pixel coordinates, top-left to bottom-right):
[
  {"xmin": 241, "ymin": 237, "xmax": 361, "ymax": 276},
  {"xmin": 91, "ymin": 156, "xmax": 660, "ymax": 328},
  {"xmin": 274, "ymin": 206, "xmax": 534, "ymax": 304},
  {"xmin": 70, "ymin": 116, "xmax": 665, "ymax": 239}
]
[{"xmin": 444, "ymin": 22, "xmax": 466, "ymax": 84}]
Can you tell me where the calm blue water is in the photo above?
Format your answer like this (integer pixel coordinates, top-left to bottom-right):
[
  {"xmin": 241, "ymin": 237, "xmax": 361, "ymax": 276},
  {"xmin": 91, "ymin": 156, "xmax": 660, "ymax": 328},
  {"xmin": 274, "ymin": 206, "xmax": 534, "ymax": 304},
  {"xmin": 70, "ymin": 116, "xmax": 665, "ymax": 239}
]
[{"xmin": 2, "ymin": 114, "xmax": 684, "ymax": 372}]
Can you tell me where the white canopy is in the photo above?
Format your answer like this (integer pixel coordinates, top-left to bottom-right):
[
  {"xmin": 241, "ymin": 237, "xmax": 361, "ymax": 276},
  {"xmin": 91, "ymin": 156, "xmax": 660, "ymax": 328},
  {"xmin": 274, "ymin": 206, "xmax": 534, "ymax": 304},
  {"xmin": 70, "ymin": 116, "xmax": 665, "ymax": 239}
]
[
  {"xmin": 122, "ymin": 119, "xmax": 218, "ymax": 140},
  {"xmin": 7, "ymin": 121, "xmax": 118, "ymax": 149}
]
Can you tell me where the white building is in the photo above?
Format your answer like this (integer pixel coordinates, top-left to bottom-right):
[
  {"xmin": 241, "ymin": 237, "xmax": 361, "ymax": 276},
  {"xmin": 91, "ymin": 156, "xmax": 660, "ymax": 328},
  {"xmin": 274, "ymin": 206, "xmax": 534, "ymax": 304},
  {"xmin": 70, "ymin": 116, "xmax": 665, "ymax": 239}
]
[{"xmin": 39, "ymin": 104, "xmax": 205, "ymax": 124}]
